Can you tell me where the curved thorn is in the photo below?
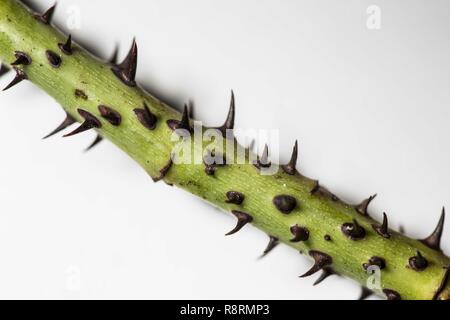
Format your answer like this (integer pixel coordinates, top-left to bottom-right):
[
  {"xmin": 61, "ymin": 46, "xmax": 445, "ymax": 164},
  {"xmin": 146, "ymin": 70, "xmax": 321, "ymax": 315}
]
[
  {"xmin": 282, "ymin": 140, "xmax": 298, "ymax": 175},
  {"xmin": 432, "ymin": 266, "xmax": 450, "ymax": 300},
  {"xmin": 300, "ymin": 250, "xmax": 333, "ymax": 278},
  {"xmin": 34, "ymin": 4, "xmax": 56, "ymax": 24},
  {"xmin": 43, "ymin": 113, "xmax": 76, "ymax": 139},
  {"xmin": 372, "ymin": 212, "xmax": 391, "ymax": 239},
  {"xmin": 313, "ymin": 267, "xmax": 336, "ymax": 286},
  {"xmin": 2, "ymin": 67, "xmax": 28, "ymax": 91},
  {"xmin": 84, "ymin": 134, "xmax": 103, "ymax": 152},
  {"xmin": 152, "ymin": 156, "xmax": 173, "ymax": 183},
  {"xmin": 63, "ymin": 109, "xmax": 101, "ymax": 137},
  {"xmin": 355, "ymin": 194, "xmax": 377, "ymax": 217},
  {"xmin": 111, "ymin": 39, "xmax": 137, "ymax": 86},
  {"xmin": 260, "ymin": 236, "xmax": 279, "ymax": 258},
  {"xmin": 11, "ymin": 51, "xmax": 32, "ymax": 66},
  {"xmin": 134, "ymin": 102, "xmax": 157, "ymax": 130},
  {"xmin": 0, "ymin": 63, "xmax": 10, "ymax": 77},
  {"xmin": 225, "ymin": 210, "xmax": 253, "ymax": 236},
  {"xmin": 290, "ymin": 225, "xmax": 309, "ymax": 242},
  {"xmin": 420, "ymin": 207, "xmax": 445, "ymax": 251},
  {"xmin": 167, "ymin": 105, "xmax": 191, "ymax": 133},
  {"xmin": 98, "ymin": 105, "xmax": 121, "ymax": 126}
]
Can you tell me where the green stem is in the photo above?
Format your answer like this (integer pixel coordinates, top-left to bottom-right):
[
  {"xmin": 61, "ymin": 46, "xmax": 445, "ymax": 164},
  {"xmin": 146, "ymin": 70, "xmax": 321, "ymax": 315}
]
[{"xmin": 1, "ymin": 0, "xmax": 449, "ymax": 300}]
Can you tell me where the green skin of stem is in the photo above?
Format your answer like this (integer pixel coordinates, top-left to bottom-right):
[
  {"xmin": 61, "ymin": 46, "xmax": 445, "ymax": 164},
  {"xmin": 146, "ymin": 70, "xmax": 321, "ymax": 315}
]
[{"xmin": 0, "ymin": 0, "xmax": 449, "ymax": 300}]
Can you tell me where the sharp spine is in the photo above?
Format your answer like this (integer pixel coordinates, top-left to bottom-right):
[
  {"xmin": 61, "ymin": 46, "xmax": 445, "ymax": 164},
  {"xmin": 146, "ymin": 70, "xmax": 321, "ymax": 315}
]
[
  {"xmin": 63, "ymin": 109, "xmax": 102, "ymax": 137},
  {"xmin": 98, "ymin": 105, "xmax": 121, "ymax": 126},
  {"xmin": 254, "ymin": 144, "xmax": 271, "ymax": 169},
  {"xmin": 225, "ymin": 210, "xmax": 253, "ymax": 236},
  {"xmin": 355, "ymin": 194, "xmax": 377, "ymax": 217},
  {"xmin": 34, "ymin": 4, "xmax": 56, "ymax": 24},
  {"xmin": 153, "ymin": 157, "xmax": 173, "ymax": 183},
  {"xmin": 84, "ymin": 134, "xmax": 103, "ymax": 152},
  {"xmin": 43, "ymin": 112, "xmax": 76, "ymax": 139},
  {"xmin": 111, "ymin": 39, "xmax": 137, "ymax": 86},
  {"xmin": 372, "ymin": 212, "xmax": 391, "ymax": 239},
  {"xmin": 210, "ymin": 91, "xmax": 235, "ymax": 138},
  {"xmin": 290, "ymin": 225, "xmax": 309, "ymax": 242},
  {"xmin": 167, "ymin": 105, "xmax": 191, "ymax": 133},
  {"xmin": 46, "ymin": 50, "xmax": 62, "ymax": 68},
  {"xmin": 58, "ymin": 34, "xmax": 73, "ymax": 55},
  {"xmin": 313, "ymin": 267, "xmax": 336, "ymax": 286},
  {"xmin": 282, "ymin": 140, "xmax": 298, "ymax": 175},
  {"xmin": 261, "ymin": 236, "xmax": 279, "ymax": 257},
  {"xmin": 300, "ymin": 250, "xmax": 333, "ymax": 278},
  {"xmin": 420, "ymin": 207, "xmax": 445, "ymax": 251},
  {"xmin": 2, "ymin": 67, "xmax": 28, "ymax": 91},
  {"xmin": 134, "ymin": 102, "xmax": 157, "ymax": 130},
  {"xmin": 11, "ymin": 51, "xmax": 32, "ymax": 66}
]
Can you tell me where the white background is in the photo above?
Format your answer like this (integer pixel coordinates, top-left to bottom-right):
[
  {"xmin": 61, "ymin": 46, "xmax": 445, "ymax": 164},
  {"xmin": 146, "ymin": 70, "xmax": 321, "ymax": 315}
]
[{"xmin": 0, "ymin": 0, "xmax": 449, "ymax": 299}]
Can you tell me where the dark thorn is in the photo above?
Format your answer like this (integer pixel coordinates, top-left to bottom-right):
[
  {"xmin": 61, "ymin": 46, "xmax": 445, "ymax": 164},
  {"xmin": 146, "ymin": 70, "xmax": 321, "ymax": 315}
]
[
  {"xmin": 225, "ymin": 210, "xmax": 253, "ymax": 236},
  {"xmin": 58, "ymin": 34, "xmax": 73, "ymax": 55},
  {"xmin": 46, "ymin": 50, "xmax": 62, "ymax": 68},
  {"xmin": 63, "ymin": 109, "xmax": 102, "ymax": 137},
  {"xmin": 153, "ymin": 157, "xmax": 173, "ymax": 183},
  {"xmin": 341, "ymin": 219, "xmax": 366, "ymax": 240},
  {"xmin": 84, "ymin": 134, "xmax": 103, "ymax": 152},
  {"xmin": 98, "ymin": 105, "xmax": 121, "ymax": 126},
  {"xmin": 310, "ymin": 182, "xmax": 337, "ymax": 200},
  {"xmin": 34, "ymin": 4, "xmax": 56, "ymax": 24},
  {"xmin": 43, "ymin": 113, "xmax": 76, "ymax": 139},
  {"xmin": 383, "ymin": 289, "xmax": 401, "ymax": 300},
  {"xmin": 324, "ymin": 234, "xmax": 332, "ymax": 241},
  {"xmin": 11, "ymin": 51, "xmax": 32, "ymax": 66},
  {"xmin": 213, "ymin": 91, "xmax": 235, "ymax": 138},
  {"xmin": 420, "ymin": 207, "xmax": 445, "ymax": 252},
  {"xmin": 0, "ymin": 63, "xmax": 10, "ymax": 77},
  {"xmin": 313, "ymin": 267, "xmax": 336, "ymax": 286},
  {"xmin": 290, "ymin": 225, "xmax": 309, "ymax": 242},
  {"xmin": 282, "ymin": 140, "xmax": 298, "ymax": 175},
  {"xmin": 408, "ymin": 251, "xmax": 428, "ymax": 271},
  {"xmin": 134, "ymin": 102, "xmax": 157, "ymax": 130},
  {"xmin": 363, "ymin": 256, "xmax": 386, "ymax": 270},
  {"xmin": 167, "ymin": 105, "xmax": 191, "ymax": 133},
  {"xmin": 433, "ymin": 266, "xmax": 450, "ymax": 300},
  {"xmin": 254, "ymin": 144, "xmax": 271, "ymax": 169},
  {"xmin": 226, "ymin": 191, "xmax": 245, "ymax": 205},
  {"xmin": 355, "ymin": 194, "xmax": 377, "ymax": 217},
  {"xmin": 74, "ymin": 89, "xmax": 88, "ymax": 100},
  {"xmin": 2, "ymin": 67, "xmax": 28, "ymax": 91},
  {"xmin": 261, "ymin": 236, "xmax": 279, "ymax": 257},
  {"xmin": 111, "ymin": 39, "xmax": 137, "ymax": 87},
  {"xmin": 204, "ymin": 165, "xmax": 216, "ymax": 176},
  {"xmin": 109, "ymin": 45, "xmax": 119, "ymax": 64},
  {"xmin": 300, "ymin": 250, "xmax": 333, "ymax": 278},
  {"xmin": 372, "ymin": 212, "xmax": 391, "ymax": 239},
  {"xmin": 310, "ymin": 181, "xmax": 320, "ymax": 195},
  {"xmin": 273, "ymin": 195, "xmax": 297, "ymax": 214},
  {"xmin": 358, "ymin": 287, "xmax": 373, "ymax": 300}
]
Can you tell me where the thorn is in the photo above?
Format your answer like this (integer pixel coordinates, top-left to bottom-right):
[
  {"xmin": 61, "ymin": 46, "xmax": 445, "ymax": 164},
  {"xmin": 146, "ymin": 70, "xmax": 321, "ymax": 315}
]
[
  {"xmin": 11, "ymin": 51, "xmax": 32, "ymax": 66},
  {"xmin": 111, "ymin": 39, "xmax": 137, "ymax": 87},
  {"xmin": 84, "ymin": 134, "xmax": 103, "ymax": 152},
  {"xmin": 98, "ymin": 105, "xmax": 121, "ymax": 126},
  {"xmin": 310, "ymin": 180, "xmax": 320, "ymax": 195},
  {"xmin": 225, "ymin": 210, "xmax": 253, "ymax": 236},
  {"xmin": 254, "ymin": 144, "xmax": 271, "ymax": 169},
  {"xmin": 300, "ymin": 250, "xmax": 333, "ymax": 278},
  {"xmin": 260, "ymin": 236, "xmax": 279, "ymax": 258},
  {"xmin": 225, "ymin": 191, "xmax": 245, "ymax": 205},
  {"xmin": 433, "ymin": 266, "xmax": 450, "ymax": 300},
  {"xmin": 43, "ymin": 112, "xmax": 76, "ymax": 139},
  {"xmin": 152, "ymin": 156, "xmax": 173, "ymax": 183},
  {"xmin": 204, "ymin": 165, "xmax": 216, "ymax": 176},
  {"xmin": 2, "ymin": 67, "xmax": 28, "ymax": 91},
  {"xmin": 282, "ymin": 140, "xmax": 298, "ymax": 175},
  {"xmin": 341, "ymin": 219, "xmax": 366, "ymax": 241},
  {"xmin": 34, "ymin": 4, "xmax": 56, "ymax": 24},
  {"xmin": 420, "ymin": 207, "xmax": 445, "ymax": 252},
  {"xmin": 383, "ymin": 289, "xmax": 401, "ymax": 300},
  {"xmin": 273, "ymin": 195, "xmax": 297, "ymax": 214},
  {"xmin": 134, "ymin": 102, "xmax": 157, "ymax": 130},
  {"xmin": 108, "ymin": 45, "xmax": 119, "ymax": 64},
  {"xmin": 313, "ymin": 267, "xmax": 336, "ymax": 286},
  {"xmin": 355, "ymin": 194, "xmax": 377, "ymax": 217},
  {"xmin": 63, "ymin": 109, "xmax": 101, "ymax": 137},
  {"xmin": 58, "ymin": 34, "xmax": 73, "ymax": 55},
  {"xmin": 290, "ymin": 225, "xmax": 309, "ymax": 242},
  {"xmin": 358, "ymin": 287, "xmax": 373, "ymax": 300},
  {"xmin": 363, "ymin": 256, "xmax": 386, "ymax": 270},
  {"xmin": 212, "ymin": 90, "xmax": 235, "ymax": 138},
  {"xmin": 372, "ymin": 212, "xmax": 391, "ymax": 239},
  {"xmin": 167, "ymin": 105, "xmax": 191, "ymax": 133},
  {"xmin": 408, "ymin": 251, "xmax": 428, "ymax": 271},
  {"xmin": 0, "ymin": 63, "xmax": 10, "ymax": 77},
  {"xmin": 46, "ymin": 50, "xmax": 62, "ymax": 68}
]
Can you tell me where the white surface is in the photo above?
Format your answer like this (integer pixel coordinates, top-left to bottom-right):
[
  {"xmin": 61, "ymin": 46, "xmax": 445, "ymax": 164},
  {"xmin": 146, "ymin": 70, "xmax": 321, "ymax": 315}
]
[{"xmin": 0, "ymin": 0, "xmax": 449, "ymax": 299}]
